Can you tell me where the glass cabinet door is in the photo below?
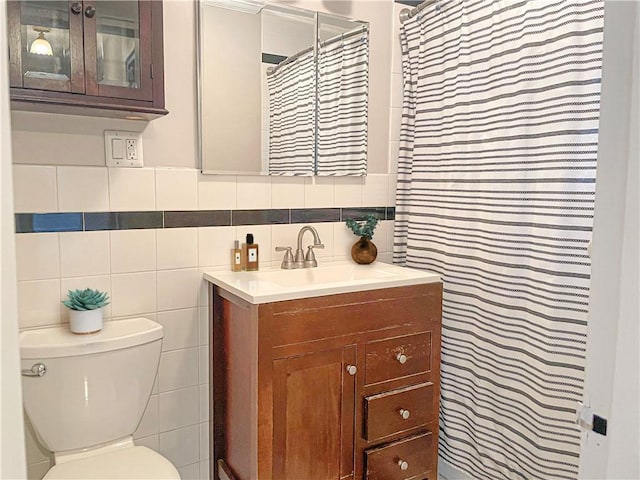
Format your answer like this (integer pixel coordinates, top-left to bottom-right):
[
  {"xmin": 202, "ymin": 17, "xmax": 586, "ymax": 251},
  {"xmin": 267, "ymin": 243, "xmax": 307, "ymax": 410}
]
[
  {"xmin": 8, "ymin": 1, "xmax": 84, "ymax": 92},
  {"xmin": 83, "ymin": 1, "xmax": 153, "ymax": 101}
]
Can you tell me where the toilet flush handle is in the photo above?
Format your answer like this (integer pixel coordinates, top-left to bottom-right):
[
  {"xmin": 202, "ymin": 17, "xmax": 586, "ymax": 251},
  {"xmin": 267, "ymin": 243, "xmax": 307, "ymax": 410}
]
[{"xmin": 21, "ymin": 363, "xmax": 46, "ymax": 377}]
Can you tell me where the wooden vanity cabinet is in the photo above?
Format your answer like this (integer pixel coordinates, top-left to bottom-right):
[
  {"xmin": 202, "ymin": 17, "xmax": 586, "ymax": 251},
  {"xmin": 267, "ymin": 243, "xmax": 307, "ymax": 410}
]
[{"xmin": 210, "ymin": 282, "xmax": 442, "ymax": 480}]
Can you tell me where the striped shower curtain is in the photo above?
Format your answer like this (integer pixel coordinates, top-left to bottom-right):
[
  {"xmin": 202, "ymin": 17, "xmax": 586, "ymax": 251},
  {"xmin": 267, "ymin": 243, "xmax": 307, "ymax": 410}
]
[
  {"xmin": 267, "ymin": 47, "xmax": 316, "ymax": 175},
  {"xmin": 393, "ymin": 1, "xmax": 604, "ymax": 479},
  {"xmin": 316, "ymin": 27, "xmax": 369, "ymax": 176}
]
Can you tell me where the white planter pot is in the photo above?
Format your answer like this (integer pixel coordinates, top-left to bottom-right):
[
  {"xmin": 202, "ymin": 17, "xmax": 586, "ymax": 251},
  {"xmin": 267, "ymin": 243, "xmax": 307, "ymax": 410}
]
[{"xmin": 69, "ymin": 308, "xmax": 103, "ymax": 334}]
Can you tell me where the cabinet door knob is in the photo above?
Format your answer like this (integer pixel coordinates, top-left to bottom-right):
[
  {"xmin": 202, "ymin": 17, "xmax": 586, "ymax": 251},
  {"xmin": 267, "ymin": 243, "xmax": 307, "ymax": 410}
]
[
  {"xmin": 396, "ymin": 353, "xmax": 407, "ymax": 364},
  {"xmin": 398, "ymin": 460, "xmax": 409, "ymax": 471},
  {"xmin": 399, "ymin": 408, "xmax": 410, "ymax": 420},
  {"xmin": 85, "ymin": 5, "xmax": 96, "ymax": 18},
  {"xmin": 70, "ymin": 2, "xmax": 82, "ymax": 15},
  {"xmin": 346, "ymin": 365, "xmax": 357, "ymax": 376}
]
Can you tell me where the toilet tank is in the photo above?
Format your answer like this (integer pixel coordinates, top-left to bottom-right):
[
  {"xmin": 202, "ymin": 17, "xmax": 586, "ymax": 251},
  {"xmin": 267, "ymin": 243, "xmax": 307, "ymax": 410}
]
[{"xmin": 19, "ymin": 318, "xmax": 163, "ymax": 454}]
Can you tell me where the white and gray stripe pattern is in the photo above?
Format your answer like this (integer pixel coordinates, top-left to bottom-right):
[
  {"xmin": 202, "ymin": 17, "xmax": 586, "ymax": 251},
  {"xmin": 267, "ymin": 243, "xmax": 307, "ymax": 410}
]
[
  {"xmin": 316, "ymin": 28, "xmax": 369, "ymax": 176},
  {"xmin": 267, "ymin": 48, "xmax": 316, "ymax": 176},
  {"xmin": 393, "ymin": 1, "xmax": 603, "ymax": 479}
]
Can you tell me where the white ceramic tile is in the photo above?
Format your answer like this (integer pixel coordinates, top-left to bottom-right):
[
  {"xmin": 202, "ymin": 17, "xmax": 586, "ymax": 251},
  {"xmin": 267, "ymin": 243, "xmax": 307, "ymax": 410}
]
[
  {"xmin": 197, "ymin": 267, "xmax": 218, "ymax": 308},
  {"xmin": 378, "ymin": 252, "xmax": 394, "ymax": 264},
  {"xmin": 390, "ymin": 107, "xmax": 402, "ymax": 142},
  {"xmin": 135, "ymin": 434, "xmax": 159, "ymax": 452},
  {"xmin": 57, "ymin": 166, "xmax": 109, "ymax": 212},
  {"xmin": 304, "ymin": 177, "xmax": 335, "ymax": 208},
  {"xmin": 18, "ymin": 279, "xmax": 61, "ymax": 329},
  {"xmin": 198, "ymin": 175, "xmax": 237, "ymax": 210},
  {"xmin": 134, "ymin": 394, "xmax": 158, "ymax": 439},
  {"xmin": 334, "ymin": 223, "xmax": 357, "ymax": 260},
  {"xmin": 271, "ymin": 177, "xmax": 305, "ymax": 208},
  {"xmin": 372, "ymin": 220, "xmax": 391, "ymax": 253},
  {"xmin": 271, "ymin": 224, "xmax": 300, "ymax": 256},
  {"xmin": 236, "ymin": 176, "xmax": 271, "ymax": 209},
  {"xmin": 199, "ymin": 422, "xmax": 209, "ymax": 460},
  {"xmin": 235, "ymin": 225, "xmax": 272, "ymax": 264},
  {"xmin": 334, "ymin": 177, "xmax": 364, "ymax": 207},
  {"xmin": 110, "ymin": 229, "xmax": 156, "ymax": 274},
  {"xmin": 199, "ymin": 345, "xmax": 209, "ymax": 385},
  {"xmin": 13, "ymin": 165, "xmax": 57, "ymax": 213},
  {"xmin": 158, "ymin": 385, "xmax": 200, "ymax": 431},
  {"xmin": 156, "ymin": 169, "xmax": 198, "ymax": 211},
  {"xmin": 108, "ymin": 168, "xmax": 156, "ymax": 211},
  {"xmin": 198, "ymin": 307, "xmax": 209, "ymax": 347},
  {"xmin": 178, "ymin": 463, "xmax": 200, "ymax": 480},
  {"xmin": 198, "ymin": 226, "xmax": 236, "ymax": 267},
  {"xmin": 387, "ymin": 220, "xmax": 396, "ymax": 255},
  {"xmin": 304, "ymin": 223, "xmax": 334, "ymax": 259},
  {"xmin": 159, "ymin": 348, "xmax": 199, "ymax": 392},
  {"xmin": 391, "ymin": 73, "xmax": 404, "ymax": 109},
  {"xmin": 15, "ymin": 233, "xmax": 60, "ymax": 281},
  {"xmin": 110, "ymin": 272, "xmax": 157, "ymax": 317},
  {"xmin": 59, "ymin": 231, "xmax": 110, "ymax": 278},
  {"xmin": 27, "ymin": 460, "xmax": 50, "ymax": 480},
  {"xmin": 388, "ymin": 174, "xmax": 398, "ymax": 207},
  {"xmin": 157, "ymin": 228, "xmax": 198, "ymax": 270},
  {"xmin": 159, "ymin": 425, "xmax": 200, "ymax": 467},
  {"xmin": 60, "ymin": 275, "xmax": 111, "ymax": 321},
  {"xmin": 388, "ymin": 141, "xmax": 400, "ymax": 174},
  {"xmin": 25, "ymin": 419, "xmax": 49, "ymax": 465},
  {"xmin": 362, "ymin": 175, "xmax": 389, "ymax": 207},
  {"xmin": 199, "ymin": 384, "xmax": 209, "ymax": 424},
  {"xmin": 157, "ymin": 268, "xmax": 199, "ymax": 311},
  {"xmin": 156, "ymin": 308, "xmax": 199, "ymax": 352},
  {"xmin": 199, "ymin": 460, "xmax": 210, "ymax": 480}
]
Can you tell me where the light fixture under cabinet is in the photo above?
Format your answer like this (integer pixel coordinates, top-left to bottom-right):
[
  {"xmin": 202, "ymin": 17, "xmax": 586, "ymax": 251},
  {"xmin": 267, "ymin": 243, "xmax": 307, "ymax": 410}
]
[{"xmin": 30, "ymin": 27, "xmax": 53, "ymax": 56}]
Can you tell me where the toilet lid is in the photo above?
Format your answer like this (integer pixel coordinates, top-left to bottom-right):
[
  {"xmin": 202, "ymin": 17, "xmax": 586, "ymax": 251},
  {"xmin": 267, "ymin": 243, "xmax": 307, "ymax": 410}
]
[{"xmin": 43, "ymin": 446, "xmax": 181, "ymax": 480}]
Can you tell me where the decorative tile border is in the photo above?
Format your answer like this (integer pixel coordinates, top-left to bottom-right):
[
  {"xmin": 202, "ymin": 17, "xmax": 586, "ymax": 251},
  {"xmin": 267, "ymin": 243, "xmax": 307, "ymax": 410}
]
[{"xmin": 15, "ymin": 207, "xmax": 395, "ymax": 233}]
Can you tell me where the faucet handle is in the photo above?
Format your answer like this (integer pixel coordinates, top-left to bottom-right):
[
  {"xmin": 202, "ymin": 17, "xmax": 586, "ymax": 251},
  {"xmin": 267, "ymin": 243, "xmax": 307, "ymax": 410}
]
[
  {"xmin": 304, "ymin": 245, "xmax": 321, "ymax": 267},
  {"xmin": 275, "ymin": 246, "xmax": 295, "ymax": 269}
]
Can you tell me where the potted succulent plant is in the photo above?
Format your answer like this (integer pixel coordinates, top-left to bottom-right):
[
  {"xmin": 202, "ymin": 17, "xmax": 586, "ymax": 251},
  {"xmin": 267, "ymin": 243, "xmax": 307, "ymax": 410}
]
[
  {"xmin": 346, "ymin": 214, "xmax": 379, "ymax": 264},
  {"xmin": 62, "ymin": 288, "xmax": 110, "ymax": 334}
]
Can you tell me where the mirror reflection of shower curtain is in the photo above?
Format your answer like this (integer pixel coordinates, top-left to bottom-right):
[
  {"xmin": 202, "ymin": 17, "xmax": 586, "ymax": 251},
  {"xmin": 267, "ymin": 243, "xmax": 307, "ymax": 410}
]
[
  {"xmin": 267, "ymin": 48, "xmax": 316, "ymax": 176},
  {"xmin": 316, "ymin": 28, "xmax": 368, "ymax": 176}
]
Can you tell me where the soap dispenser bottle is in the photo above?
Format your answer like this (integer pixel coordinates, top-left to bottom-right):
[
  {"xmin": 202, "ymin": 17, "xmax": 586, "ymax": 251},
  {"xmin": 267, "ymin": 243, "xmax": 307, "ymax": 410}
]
[
  {"xmin": 243, "ymin": 233, "xmax": 259, "ymax": 271},
  {"xmin": 231, "ymin": 240, "xmax": 242, "ymax": 272}
]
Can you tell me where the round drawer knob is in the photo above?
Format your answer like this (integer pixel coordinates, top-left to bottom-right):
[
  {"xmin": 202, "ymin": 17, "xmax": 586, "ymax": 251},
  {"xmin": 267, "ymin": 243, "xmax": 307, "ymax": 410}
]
[
  {"xmin": 398, "ymin": 460, "xmax": 409, "ymax": 471},
  {"xmin": 396, "ymin": 353, "xmax": 407, "ymax": 364},
  {"xmin": 399, "ymin": 408, "xmax": 411, "ymax": 420},
  {"xmin": 346, "ymin": 365, "xmax": 357, "ymax": 376}
]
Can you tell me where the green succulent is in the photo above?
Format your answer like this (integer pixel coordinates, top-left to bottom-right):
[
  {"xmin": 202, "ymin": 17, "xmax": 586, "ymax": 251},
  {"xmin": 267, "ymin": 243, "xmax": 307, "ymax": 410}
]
[
  {"xmin": 346, "ymin": 214, "xmax": 379, "ymax": 240},
  {"xmin": 62, "ymin": 288, "xmax": 110, "ymax": 311}
]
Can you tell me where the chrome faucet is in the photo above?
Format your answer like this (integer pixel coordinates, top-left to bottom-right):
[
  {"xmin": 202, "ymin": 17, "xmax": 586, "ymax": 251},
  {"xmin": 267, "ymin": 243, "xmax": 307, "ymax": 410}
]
[{"xmin": 275, "ymin": 225, "xmax": 324, "ymax": 269}]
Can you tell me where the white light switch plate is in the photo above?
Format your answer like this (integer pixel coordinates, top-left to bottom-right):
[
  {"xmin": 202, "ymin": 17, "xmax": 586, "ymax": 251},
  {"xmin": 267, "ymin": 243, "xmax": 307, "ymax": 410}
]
[{"xmin": 104, "ymin": 130, "xmax": 144, "ymax": 167}]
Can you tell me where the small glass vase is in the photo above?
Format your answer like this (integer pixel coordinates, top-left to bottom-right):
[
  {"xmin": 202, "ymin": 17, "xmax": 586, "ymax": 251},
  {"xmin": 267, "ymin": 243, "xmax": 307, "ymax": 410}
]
[
  {"xmin": 351, "ymin": 236, "xmax": 377, "ymax": 264},
  {"xmin": 69, "ymin": 308, "xmax": 103, "ymax": 335}
]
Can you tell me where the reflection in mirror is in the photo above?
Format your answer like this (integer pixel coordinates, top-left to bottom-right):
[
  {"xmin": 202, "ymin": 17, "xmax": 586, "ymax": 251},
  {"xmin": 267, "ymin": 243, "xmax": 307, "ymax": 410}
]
[{"xmin": 198, "ymin": 1, "xmax": 368, "ymax": 176}]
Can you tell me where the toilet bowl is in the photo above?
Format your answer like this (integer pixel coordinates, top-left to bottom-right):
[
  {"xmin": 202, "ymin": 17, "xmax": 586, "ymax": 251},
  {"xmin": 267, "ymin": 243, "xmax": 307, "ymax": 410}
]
[{"xmin": 19, "ymin": 318, "xmax": 181, "ymax": 479}]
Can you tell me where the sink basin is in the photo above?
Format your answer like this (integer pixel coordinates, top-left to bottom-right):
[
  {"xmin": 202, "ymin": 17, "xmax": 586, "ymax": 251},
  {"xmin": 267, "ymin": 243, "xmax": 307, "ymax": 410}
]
[{"xmin": 203, "ymin": 261, "xmax": 440, "ymax": 304}]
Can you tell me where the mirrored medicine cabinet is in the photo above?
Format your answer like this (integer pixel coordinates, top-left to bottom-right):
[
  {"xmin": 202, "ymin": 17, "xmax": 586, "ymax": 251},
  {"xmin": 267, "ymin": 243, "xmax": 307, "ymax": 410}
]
[{"xmin": 197, "ymin": 0, "xmax": 369, "ymax": 176}]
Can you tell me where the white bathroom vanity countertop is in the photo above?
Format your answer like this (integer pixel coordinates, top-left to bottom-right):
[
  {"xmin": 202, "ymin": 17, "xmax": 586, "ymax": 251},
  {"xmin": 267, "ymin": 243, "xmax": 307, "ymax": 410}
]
[{"xmin": 203, "ymin": 261, "xmax": 441, "ymax": 304}]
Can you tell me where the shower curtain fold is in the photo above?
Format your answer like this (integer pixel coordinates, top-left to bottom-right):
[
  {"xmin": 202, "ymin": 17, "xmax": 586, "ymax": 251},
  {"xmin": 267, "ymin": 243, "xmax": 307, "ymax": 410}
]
[{"xmin": 393, "ymin": 1, "xmax": 604, "ymax": 479}]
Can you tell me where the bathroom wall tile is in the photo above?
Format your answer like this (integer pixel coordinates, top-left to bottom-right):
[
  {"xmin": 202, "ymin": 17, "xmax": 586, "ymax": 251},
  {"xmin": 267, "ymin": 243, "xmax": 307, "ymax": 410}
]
[
  {"xmin": 199, "ymin": 422, "xmax": 209, "ymax": 459},
  {"xmin": 271, "ymin": 177, "xmax": 305, "ymax": 208},
  {"xmin": 178, "ymin": 463, "xmax": 200, "ymax": 480},
  {"xmin": 198, "ymin": 175, "xmax": 237, "ymax": 210},
  {"xmin": 18, "ymin": 279, "xmax": 61, "ymax": 329},
  {"xmin": 156, "ymin": 169, "xmax": 198, "ymax": 211},
  {"xmin": 13, "ymin": 165, "xmax": 57, "ymax": 213},
  {"xmin": 60, "ymin": 275, "xmax": 111, "ymax": 321},
  {"xmin": 290, "ymin": 208, "xmax": 340, "ymax": 224},
  {"xmin": 232, "ymin": 209, "xmax": 288, "ymax": 226},
  {"xmin": 304, "ymin": 177, "xmax": 335, "ymax": 208},
  {"xmin": 158, "ymin": 385, "xmax": 199, "ymax": 431},
  {"xmin": 164, "ymin": 210, "xmax": 231, "ymax": 228},
  {"xmin": 388, "ymin": 174, "xmax": 398, "ymax": 206},
  {"xmin": 271, "ymin": 224, "xmax": 300, "ymax": 255},
  {"xmin": 387, "ymin": 220, "xmax": 396, "ymax": 255},
  {"xmin": 26, "ymin": 460, "xmax": 50, "ymax": 480},
  {"xmin": 362, "ymin": 175, "xmax": 389, "ymax": 207},
  {"xmin": 110, "ymin": 272, "xmax": 157, "ymax": 317},
  {"xmin": 134, "ymin": 394, "xmax": 158, "ymax": 439},
  {"xmin": 388, "ymin": 141, "xmax": 400, "ymax": 174},
  {"xmin": 57, "ymin": 166, "xmax": 109, "ymax": 212},
  {"xmin": 157, "ymin": 228, "xmax": 198, "ymax": 270},
  {"xmin": 236, "ymin": 225, "xmax": 272, "ymax": 264},
  {"xmin": 159, "ymin": 348, "xmax": 199, "ymax": 392},
  {"xmin": 15, "ymin": 233, "xmax": 59, "ymax": 281},
  {"xmin": 306, "ymin": 223, "xmax": 334, "ymax": 259},
  {"xmin": 334, "ymin": 222, "xmax": 357, "ymax": 260},
  {"xmin": 199, "ymin": 384, "xmax": 209, "ymax": 424},
  {"xmin": 334, "ymin": 177, "xmax": 363, "ymax": 207},
  {"xmin": 199, "ymin": 460, "xmax": 210, "ymax": 480},
  {"xmin": 157, "ymin": 268, "xmax": 199, "ymax": 311},
  {"xmin": 372, "ymin": 220, "xmax": 391, "ymax": 253},
  {"xmin": 198, "ymin": 307, "xmax": 209, "ymax": 347},
  {"xmin": 59, "ymin": 231, "xmax": 110, "ymax": 278},
  {"xmin": 390, "ymin": 107, "xmax": 402, "ymax": 142},
  {"xmin": 199, "ymin": 345, "xmax": 209, "ymax": 385},
  {"xmin": 86, "ymin": 212, "xmax": 163, "ymax": 231},
  {"xmin": 378, "ymin": 252, "xmax": 394, "ymax": 264},
  {"xmin": 198, "ymin": 226, "xmax": 236, "ymax": 267},
  {"xmin": 110, "ymin": 229, "xmax": 156, "ymax": 274},
  {"xmin": 391, "ymin": 72, "xmax": 404, "ymax": 109},
  {"xmin": 198, "ymin": 266, "xmax": 220, "ymax": 308},
  {"xmin": 15, "ymin": 213, "xmax": 82, "ymax": 234},
  {"xmin": 156, "ymin": 308, "xmax": 199, "ymax": 352},
  {"xmin": 159, "ymin": 424, "xmax": 200, "ymax": 467},
  {"xmin": 135, "ymin": 434, "xmax": 159, "ymax": 452},
  {"xmin": 109, "ymin": 168, "xmax": 156, "ymax": 211},
  {"xmin": 236, "ymin": 176, "xmax": 271, "ymax": 209}
]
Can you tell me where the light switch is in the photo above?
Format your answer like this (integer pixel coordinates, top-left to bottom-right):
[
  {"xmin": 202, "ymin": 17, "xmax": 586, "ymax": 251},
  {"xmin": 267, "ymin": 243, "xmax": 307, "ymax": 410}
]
[{"xmin": 112, "ymin": 138, "xmax": 124, "ymax": 159}]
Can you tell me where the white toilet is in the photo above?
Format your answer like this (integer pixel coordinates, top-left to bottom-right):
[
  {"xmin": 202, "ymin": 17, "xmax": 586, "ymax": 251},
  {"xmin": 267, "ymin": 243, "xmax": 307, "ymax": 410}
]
[{"xmin": 19, "ymin": 317, "xmax": 181, "ymax": 479}]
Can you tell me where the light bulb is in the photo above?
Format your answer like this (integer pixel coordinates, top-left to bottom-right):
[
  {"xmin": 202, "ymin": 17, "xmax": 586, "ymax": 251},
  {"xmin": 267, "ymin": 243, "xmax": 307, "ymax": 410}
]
[{"xmin": 30, "ymin": 29, "xmax": 53, "ymax": 56}]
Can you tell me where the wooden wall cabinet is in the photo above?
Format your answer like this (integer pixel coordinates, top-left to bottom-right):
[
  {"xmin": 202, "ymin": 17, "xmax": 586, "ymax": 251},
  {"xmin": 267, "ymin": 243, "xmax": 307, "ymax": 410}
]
[
  {"xmin": 210, "ymin": 282, "xmax": 443, "ymax": 480},
  {"xmin": 7, "ymin": 0, "xmax": 167, "ymax": 119}
]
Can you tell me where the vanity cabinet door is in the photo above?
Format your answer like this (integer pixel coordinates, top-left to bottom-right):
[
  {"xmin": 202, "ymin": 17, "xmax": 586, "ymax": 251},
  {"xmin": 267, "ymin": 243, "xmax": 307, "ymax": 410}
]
[{"xmin": 272, "ymin": 345, "xmax": 356, "ymax": 480}]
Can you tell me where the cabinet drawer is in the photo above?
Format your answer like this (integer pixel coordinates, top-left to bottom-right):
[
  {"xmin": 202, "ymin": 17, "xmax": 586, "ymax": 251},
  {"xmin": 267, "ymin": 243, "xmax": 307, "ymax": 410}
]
[
  {"xmin": 365, "ymin": 432, "xmax": 434, "ymax": 480},
  {"xmin": 365, "ymin": 333, "xmax": 431, "ymax": 385},
  {"xmin": 365, "ymin": 383, "xmax": 434, "ymax": 441}
]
